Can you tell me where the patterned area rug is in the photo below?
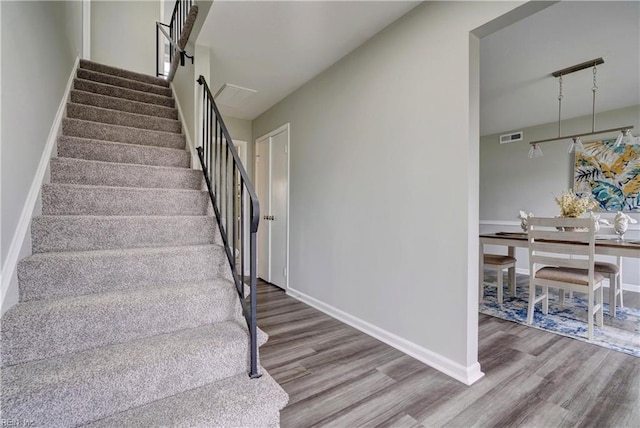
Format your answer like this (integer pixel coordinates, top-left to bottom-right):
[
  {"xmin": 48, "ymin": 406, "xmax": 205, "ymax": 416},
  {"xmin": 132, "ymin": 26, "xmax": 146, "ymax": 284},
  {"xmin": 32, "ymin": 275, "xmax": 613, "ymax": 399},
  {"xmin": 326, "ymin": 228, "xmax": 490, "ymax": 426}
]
[{"xmin": 479, "ymin": 277, "xmax": 640, "ymax": 357}]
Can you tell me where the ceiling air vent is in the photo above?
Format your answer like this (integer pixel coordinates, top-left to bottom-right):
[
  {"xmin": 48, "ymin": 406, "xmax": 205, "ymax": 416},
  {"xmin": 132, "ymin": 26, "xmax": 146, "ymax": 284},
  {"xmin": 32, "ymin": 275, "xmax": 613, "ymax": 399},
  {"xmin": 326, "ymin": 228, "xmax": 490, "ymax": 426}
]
[{"xmin": 499, "ymin": 131, "xmax": 523, "ymax": 144}]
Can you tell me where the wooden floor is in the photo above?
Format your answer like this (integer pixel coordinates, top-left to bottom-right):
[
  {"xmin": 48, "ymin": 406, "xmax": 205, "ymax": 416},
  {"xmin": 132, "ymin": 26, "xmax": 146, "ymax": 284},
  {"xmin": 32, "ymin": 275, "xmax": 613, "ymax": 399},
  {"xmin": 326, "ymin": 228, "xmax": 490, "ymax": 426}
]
[{"xmin": 256, "ymin": 280, "xmax": 640, "ymax": 428}]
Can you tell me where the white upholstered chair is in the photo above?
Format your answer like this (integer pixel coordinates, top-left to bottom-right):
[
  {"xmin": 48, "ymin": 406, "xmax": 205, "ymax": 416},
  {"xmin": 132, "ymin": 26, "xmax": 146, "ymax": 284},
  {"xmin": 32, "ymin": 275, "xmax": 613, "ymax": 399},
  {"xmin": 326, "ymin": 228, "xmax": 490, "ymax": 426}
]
[
  {"xmin": 481, "ymin": 254, "xmax": 517, "ymax": 304},
  {"xmin": 527, "ymin": 217, "xmax": 604, "ymax": 340}
]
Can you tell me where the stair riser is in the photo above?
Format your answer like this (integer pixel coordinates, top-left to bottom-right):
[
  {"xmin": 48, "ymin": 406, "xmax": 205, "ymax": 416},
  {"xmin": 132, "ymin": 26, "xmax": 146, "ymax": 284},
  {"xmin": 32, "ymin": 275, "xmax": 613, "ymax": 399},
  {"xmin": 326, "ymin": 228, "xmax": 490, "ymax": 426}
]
[
  {"xmin": 17, "ymin": 245, "xmax": 230, "ymax": 302},
  {"xmin": 74, "ymin": 78, "xmax": 174, "ymax": 108},
  {"xmin": 1, "ymin": 324, "xmax": 251, "ymax": 427},
  {"xmin": 85, "ymin": 371, "xmax": 288, "ymax": 428},
  {"xmin": 67, "ymin": 103, "xmax": 181, "ymax": 134},
  {"xmin": 49, "ymin": 158, "xmax": 203, "ymax": 190},
  {"xmin": 63, "ymin": 118, "xmax": 185, "ymax": 150},
  {"xmin": 77, "ymin": 68, "xmax": 173, "ymax": 97},
  {"xmin": 1, "ymin": 283, "xmax": 240, "ymax": 366},
  {"xmin": 57, "ymin": 136, "xmax": 190, "ymax": 168},
  {"xmin": 32, "ymin": 216, "xmax": 219, "ymax": 253},
  {"xmin": 71, "ymin": 90, "xmax": 178, "ymax": 120},
  {"xmin": 42, "ymin": 184, "xmax": 210, "ymax": 216},
  {"xmin": 80, "ymin": 59, "xmax": 170, "ymax": 88}
]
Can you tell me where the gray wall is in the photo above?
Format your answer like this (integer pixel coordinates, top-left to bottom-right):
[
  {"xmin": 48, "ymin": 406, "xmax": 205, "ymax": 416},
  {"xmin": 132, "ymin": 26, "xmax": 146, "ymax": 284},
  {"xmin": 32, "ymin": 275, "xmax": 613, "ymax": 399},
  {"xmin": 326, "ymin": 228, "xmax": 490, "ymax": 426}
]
[
  {"xmin": 172, "ymin": 40, "xmax": 196, "ymax": 150},
  {"xmin": 223, "ymin": 115, "xmax": 252, "ymax": 175},
  {"xmin": 1, "ymin": 0, "xmax": 82, "ymax": 310},
  {"xmin": 223, "ymin": 116, "xmax": 251, "ymax": 144},
  {"xmin": 480, "ymin": 105, "xmax": 640, "ymax": 287},
  {"xmin": 252, "ymin": 1, "xmax": 524, "ymax": 373},
  {"xmin": 91, "ymin": 0, "xmax": 159, "ymax": 75}
]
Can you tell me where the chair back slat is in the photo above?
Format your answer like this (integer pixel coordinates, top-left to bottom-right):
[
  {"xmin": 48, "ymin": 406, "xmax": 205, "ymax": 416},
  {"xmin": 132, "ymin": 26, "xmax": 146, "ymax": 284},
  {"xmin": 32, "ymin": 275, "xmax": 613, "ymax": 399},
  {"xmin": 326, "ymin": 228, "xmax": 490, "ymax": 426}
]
[
  {"xmin": 529, "ymin": 229, "xmax": 592, "ymax": 243},
  {"xmin": 531, "ymin": 241, "xmax": 591, "ymax": 257},
  {"xmin": 532, "ymin": 254, "xmax": 591, "ymax": 270}
]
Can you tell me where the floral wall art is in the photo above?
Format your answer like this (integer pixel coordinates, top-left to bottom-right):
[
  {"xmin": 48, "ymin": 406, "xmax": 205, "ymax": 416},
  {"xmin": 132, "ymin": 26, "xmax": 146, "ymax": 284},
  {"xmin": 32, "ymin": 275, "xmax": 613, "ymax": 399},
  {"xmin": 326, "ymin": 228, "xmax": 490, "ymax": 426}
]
[{"xmin": 574, "ymin": 138, "xmax": 640, "ymax": 212}]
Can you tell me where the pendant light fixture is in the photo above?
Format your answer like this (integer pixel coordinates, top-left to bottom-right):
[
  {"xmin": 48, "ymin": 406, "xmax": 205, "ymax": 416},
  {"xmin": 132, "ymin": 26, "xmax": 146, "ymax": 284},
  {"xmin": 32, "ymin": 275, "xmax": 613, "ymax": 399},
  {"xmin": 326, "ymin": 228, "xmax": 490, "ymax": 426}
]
[{"xmin": 529, "ymin": 58, "xmax": 634, "ymax": 158}]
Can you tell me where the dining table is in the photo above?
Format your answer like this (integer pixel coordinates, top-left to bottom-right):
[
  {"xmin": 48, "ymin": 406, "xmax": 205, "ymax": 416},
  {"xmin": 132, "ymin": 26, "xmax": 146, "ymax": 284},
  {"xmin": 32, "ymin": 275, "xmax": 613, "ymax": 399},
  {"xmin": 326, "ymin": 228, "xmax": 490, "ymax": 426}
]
[{"xmin": 479, "ymin": 231, "xmax": 640, "ymax": 315}]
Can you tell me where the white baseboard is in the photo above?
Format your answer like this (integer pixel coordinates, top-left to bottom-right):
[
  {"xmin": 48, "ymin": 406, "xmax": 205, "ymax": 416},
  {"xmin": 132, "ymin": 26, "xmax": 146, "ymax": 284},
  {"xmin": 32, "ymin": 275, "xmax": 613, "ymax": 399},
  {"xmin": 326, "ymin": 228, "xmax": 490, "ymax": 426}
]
[
  {"xmin": 286, "ymin": 287, "xmax": 484, "ymax": 386},
  {"xmin": 0, "ymin": 56, "xmax": 79, "ymax": 313}
]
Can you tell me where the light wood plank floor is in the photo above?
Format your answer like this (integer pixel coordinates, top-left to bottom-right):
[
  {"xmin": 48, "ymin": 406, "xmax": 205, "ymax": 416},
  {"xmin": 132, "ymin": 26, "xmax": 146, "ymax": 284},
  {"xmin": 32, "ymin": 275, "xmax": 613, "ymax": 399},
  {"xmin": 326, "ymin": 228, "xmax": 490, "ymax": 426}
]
[{"xmin": 256, "ymin": 280, "xmax": 640, "ymax": 428}]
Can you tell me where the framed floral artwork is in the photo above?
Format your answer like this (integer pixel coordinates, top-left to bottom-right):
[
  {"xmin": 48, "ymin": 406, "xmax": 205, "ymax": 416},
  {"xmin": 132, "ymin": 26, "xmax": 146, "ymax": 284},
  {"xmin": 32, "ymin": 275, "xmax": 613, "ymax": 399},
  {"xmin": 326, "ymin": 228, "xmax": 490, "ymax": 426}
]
[{"xmin": 573, "ymin": 138, "xmax": 640, "ymax": 212}]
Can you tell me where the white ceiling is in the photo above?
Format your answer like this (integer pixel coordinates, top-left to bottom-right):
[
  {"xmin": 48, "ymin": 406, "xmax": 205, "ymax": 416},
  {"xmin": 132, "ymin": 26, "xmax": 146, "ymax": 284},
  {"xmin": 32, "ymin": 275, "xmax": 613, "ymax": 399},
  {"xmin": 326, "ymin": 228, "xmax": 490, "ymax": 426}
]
[
  {"xmin": 198, "ymin": 0, "xmax": 420, "ymax": 120},
  {"xmin": 197, "ymin": 1, "xmax": 639, "ymax": 131},
  {"xmin": 480, "ymin": 0, "xmax": 640, "ymax": 136}
]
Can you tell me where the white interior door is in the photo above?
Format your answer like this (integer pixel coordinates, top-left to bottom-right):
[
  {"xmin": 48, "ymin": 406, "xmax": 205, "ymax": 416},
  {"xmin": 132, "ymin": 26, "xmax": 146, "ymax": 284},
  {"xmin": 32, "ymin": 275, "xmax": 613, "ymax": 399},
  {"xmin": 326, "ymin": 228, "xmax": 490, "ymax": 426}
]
[
  {"xmin": 269, "ymin": 130, "xmax": 289, "ymax": 288},
  {"xmin": 255, "ymin": 125, "xmax": 290, "ymax": 289}
]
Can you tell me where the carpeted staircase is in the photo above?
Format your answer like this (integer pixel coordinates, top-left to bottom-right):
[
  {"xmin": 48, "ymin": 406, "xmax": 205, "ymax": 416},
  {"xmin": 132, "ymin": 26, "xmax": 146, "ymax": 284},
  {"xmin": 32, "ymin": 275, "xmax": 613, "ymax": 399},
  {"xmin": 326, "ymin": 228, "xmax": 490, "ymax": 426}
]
[{"xmin": 0, "ymin": 59, "xmax": 288, "ymax": 427}]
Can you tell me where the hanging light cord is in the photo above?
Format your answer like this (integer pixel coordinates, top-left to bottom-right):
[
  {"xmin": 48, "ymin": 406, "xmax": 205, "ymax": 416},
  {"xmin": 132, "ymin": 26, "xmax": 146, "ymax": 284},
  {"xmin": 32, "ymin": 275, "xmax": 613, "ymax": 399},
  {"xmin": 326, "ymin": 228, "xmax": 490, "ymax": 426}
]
[
  {"xmin": 557, "ymin": 74, "xmax": 563, "ymax": 137},
  {"xmin": 591, "ymin": 65, "xmax": 598, "ymax": 133}
]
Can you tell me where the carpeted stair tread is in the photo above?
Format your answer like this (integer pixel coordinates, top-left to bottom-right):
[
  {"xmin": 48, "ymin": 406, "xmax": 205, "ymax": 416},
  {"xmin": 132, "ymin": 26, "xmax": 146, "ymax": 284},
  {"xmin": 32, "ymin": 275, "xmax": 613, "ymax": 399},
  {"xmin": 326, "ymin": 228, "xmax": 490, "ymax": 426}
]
[
  {"xmin": 79, "ymin": 59, "xmax": 169, "ymax": 88},
  {"xmin": 42, "ymin": 183, "xmax": 209, "ymax": 216},
  {"xmin": 74, "ymin": 78, "xmax": 175, "ymax": 108},
  {"xmin": 86, "ymin": 369, "xmax": 289, "ymax": 428},
  {"xmin": 71, "ymin": 89, "xmax": 178, "ymax": 119},
  {"xmin": 0, "ymin": 322, "xmax": 260, "ymax": 427},
  {"xmin": 77, "ymin": 68, "xmax": 173, "ymax": 97},
  {"xmin": 31, "ymin": 215, "xmax": 219, "ymax": 253},
  {"xmin": 67, "ymin": 102, "xmax": 182, "ymax": 134},
  {"xmin": 57, "ymin": 136, "xmax": 190, "ymax": 168},
  {"xmin": 1, "ymin": 280, "xmax": 239, "ymax": 367},
  {"xmin": 63, "ymin": 118, "xmax": 185, "ymax": 149},
  {"xmin": 50, "ymin": 157, "xmax": 202, "ymax": 190},
  {"xmin": 17, "ymin": 244, "xmax": 230, "ymax": 302}
]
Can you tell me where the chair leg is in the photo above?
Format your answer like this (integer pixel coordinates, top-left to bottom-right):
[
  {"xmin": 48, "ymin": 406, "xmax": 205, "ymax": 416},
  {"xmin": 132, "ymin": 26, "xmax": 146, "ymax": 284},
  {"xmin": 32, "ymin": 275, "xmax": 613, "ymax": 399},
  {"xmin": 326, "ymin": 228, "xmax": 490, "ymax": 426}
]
[
  {"xmin": 526, "ymin": 281, "xmax": 536, "ymax": 324},
  {"xmin": 497, "ymin": 268, "xmax": 504, "ymax": 304},
  {"xmin": 558, "ymin": 289, "xmax": 565, "ymax": 307},
  {"xmin": 617, "ymin": 273, "xmax": 624, "ymax": 309},
  {"xmin": 587, "ymin": 289, "xmax": 594, "ymax": 340},
  {"xmin": 597, "ymin": 284, "xmax": 604, "ymax": 328},
  {"xmin": 608, "ymin": 274, "xmax": 616, "ymax": 317},
  {"xmin": 542, "ymin": 286, "xmax": 548, "ymax": 315},
  {"xmin": 508, "ymin": 265, "xmax": 516, "ymax": 296}
]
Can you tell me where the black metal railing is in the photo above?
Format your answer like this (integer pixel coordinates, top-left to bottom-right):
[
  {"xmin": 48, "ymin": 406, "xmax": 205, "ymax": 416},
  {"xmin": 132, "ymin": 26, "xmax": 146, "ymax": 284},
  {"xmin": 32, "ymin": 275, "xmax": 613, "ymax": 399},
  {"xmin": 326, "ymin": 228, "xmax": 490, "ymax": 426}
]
[
  {"xmin": 156, "ymin": 0, "xmax": 194, "ymax": 77},
  {"xmin": 196, "ymin": 75, "xmax": 261, "ymax": 379}
]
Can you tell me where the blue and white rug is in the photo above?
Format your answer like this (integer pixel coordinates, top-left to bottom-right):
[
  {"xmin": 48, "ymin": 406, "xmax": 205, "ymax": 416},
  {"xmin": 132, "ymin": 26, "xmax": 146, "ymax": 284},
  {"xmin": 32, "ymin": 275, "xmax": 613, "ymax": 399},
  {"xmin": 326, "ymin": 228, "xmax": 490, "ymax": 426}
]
[{"xmin": 480, "ymin": 281, "xmax": 640, "ymax": 357}]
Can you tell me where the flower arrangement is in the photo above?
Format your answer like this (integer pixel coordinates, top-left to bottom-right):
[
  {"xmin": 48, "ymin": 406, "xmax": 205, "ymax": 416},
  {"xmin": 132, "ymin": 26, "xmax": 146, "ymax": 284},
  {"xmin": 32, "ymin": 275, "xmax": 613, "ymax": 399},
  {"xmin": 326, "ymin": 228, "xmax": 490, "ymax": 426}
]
[{"xmin": 554, "ymin": 189, "xmax": 599, "ymax": 218}]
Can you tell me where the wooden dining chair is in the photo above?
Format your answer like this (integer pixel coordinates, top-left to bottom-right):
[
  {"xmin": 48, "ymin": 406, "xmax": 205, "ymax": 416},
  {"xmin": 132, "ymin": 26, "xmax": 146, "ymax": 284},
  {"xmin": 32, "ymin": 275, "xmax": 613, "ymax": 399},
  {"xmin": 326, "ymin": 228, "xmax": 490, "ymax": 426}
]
[
  {"xmin": 595, "ymin": 260, "xmax": 623, "ymax": 316},
  {"xmin": 481, "ymin": 254, "xmax": 517, "ymax": 304},
  {"xmin": 527, "ymin": 216, "xmax": 604, "ymax": 340},
  {"xmin": 563, "ymin": 260, "xmax": 622, "ymax": 316}
]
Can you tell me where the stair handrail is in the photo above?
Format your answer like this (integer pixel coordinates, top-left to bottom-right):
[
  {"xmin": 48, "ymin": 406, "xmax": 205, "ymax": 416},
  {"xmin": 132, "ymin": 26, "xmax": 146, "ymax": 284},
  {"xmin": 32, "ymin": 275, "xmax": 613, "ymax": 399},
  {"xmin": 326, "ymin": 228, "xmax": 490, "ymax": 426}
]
[
  {"xmin": 156, "ymin": 0, "xmax": 195, "ymax": 78},
  {"xmin": 196, "ymin": 75, "xmax": 261, "ymax": 379}
]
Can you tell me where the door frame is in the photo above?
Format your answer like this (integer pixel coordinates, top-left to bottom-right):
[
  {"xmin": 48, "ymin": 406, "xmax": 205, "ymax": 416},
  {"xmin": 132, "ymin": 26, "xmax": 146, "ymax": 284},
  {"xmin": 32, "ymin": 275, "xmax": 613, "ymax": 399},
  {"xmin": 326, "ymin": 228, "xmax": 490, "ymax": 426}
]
[{"xmin": 255, "ymin": 123, "xmax": 290, "ymax": 290}]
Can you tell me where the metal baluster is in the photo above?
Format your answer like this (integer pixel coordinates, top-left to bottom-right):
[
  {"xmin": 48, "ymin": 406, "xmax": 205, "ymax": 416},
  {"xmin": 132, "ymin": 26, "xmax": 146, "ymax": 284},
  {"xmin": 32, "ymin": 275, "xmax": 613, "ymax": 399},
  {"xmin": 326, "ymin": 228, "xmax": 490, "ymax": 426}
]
[
  {"xmin": 203, "ymin": 93, "xmax": 208, "ymax": 173},
  {"xmin": 218, "ymin": 126, "xmax": 223, "ymax": 222},
  {"xmin": 249, "ymin": 224, "xmax": 258, "ymax": 378},
  {"xmin": 240, "ymin": 183, "xmax": 245, "ymax": 298},
  {"xmin": 209, "ymin": 108, "xmax": 213, "ymax": 196},
  {"xmin": 232, "ymin": 159, "xmax": 237, "ymax": 278},
  {"xmin": 214, "ymin": 118, "xmax": 219, "ymax": 207},
  {"xmin": 225, "ymin": 140, "xmax": 229, "ymax": 239}
]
